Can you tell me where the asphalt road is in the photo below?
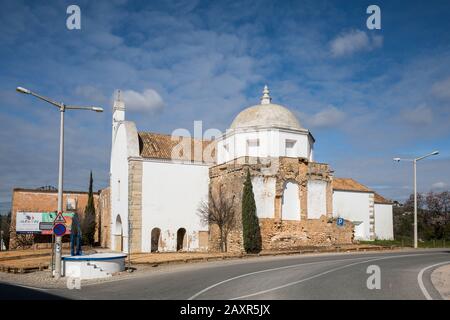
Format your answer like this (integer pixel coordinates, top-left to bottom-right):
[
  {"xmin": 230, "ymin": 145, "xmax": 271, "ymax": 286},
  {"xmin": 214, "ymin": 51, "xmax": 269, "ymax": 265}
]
[{"xmin": 2, "ymin": 249, "xmax": 450, "ymax": 300}]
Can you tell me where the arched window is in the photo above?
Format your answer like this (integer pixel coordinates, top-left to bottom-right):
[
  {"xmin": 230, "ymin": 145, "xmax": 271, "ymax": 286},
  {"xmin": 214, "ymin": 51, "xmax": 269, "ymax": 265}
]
[
  {"xmin": 176, "ymin": 228, "xmax": 187, "ymax": 251},
  {"xmin": 281, "ymin": 181, "xmax": 301, "ymax": 220},
  {"xmin": 151, "ymin": 228, "xmax": 161, "ymax": 252}
]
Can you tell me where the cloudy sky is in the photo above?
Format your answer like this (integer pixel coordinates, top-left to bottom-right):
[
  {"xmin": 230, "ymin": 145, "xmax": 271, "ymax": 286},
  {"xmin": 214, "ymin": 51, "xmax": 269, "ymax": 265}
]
[{"xmin": 1, "ymin": 0, "xmax": 449, "ymax": 205}]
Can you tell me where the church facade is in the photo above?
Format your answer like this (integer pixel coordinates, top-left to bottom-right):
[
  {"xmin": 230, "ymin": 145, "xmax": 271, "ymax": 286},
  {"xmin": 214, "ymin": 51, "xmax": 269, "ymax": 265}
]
[{"xmin": 110, "ymin": 86, "xmax": 393, "ymax": 254}]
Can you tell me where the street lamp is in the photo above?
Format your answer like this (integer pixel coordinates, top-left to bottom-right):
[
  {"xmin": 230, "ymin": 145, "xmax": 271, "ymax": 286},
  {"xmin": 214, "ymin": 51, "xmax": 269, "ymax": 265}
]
[
  {"xmin": 393, "ymin": 150, "xmax": 439, "ymax": 249},
  {"xmin": 16, "ymin": 86, "xmax": 103, "ymax": 279}
]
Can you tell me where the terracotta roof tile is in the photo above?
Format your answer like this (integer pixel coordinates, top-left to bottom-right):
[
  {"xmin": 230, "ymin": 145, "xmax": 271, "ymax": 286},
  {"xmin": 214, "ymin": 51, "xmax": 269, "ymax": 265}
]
[
  {"xmin": 374, "ymin": 192, "xmax": 393, "ymax": 204},
  {"xmin": 332, "ymin": 178, "xmax": 371, "ymax": 193},
  {"xmin": 138, "ymin": 132, "xmax": 216, "ymax": 163}
]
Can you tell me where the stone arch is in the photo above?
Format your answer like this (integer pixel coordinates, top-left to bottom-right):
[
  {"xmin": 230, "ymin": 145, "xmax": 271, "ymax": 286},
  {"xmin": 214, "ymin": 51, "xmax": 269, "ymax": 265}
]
[
  {"xmin": 114, "ymin": 215, "xmax": 123, "ymax": 252},
  {"xmin": 176, "ymin": 228, "xmax": 187, "ymax": 251},
  {"xmin": 281, "ymin": 181, "xmax": 301, "ymax": 220},
  {"xmin": 151, "ymin": 228, "xmax": 161, "ymax": 252}
]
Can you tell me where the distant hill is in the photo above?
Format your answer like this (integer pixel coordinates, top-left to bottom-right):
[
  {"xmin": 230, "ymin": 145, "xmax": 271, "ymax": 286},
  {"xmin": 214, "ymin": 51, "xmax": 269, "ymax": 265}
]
[{"xmin": 0, "ymin": 202, "xmax": 11, "ymax": 215}]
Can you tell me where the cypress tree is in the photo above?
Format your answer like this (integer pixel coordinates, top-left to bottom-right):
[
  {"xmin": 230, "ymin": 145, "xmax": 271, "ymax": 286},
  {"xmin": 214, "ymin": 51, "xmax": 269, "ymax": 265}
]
[
  {"xmin": 242, "ymin": 169, "xmax": 262, "ymax": 253},
  {"xmin": 82, "ymin": 171, "xmax": 96, "ymax": 246}
]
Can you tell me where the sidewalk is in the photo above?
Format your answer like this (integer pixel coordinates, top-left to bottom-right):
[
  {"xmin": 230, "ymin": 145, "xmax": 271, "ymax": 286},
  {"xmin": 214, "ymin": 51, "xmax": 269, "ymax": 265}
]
[{"xmin": 431, "ymin": 264, "xmax": 450, "ymax": 300}]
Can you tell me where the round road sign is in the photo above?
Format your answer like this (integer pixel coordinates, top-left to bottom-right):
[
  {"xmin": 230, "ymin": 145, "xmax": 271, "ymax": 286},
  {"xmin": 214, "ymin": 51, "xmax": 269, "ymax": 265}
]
[{"xmin": 53, "ymin": 223, "xmax": 66, "ymax": 236}]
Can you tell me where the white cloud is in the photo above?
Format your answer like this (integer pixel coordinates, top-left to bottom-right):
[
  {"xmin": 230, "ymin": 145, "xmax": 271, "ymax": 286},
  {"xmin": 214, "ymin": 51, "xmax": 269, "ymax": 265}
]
[
  {"xmin": 306, "ymin": 105, "xmax": 345, "ymax": 128},
  {"xmin": 432, "ymin": 77, "xmax": 450, "ymax": 100},
  {"xmin": 120, "ymin": 88, "xmax": 164, "ymax": 112},
  {"xmin": 330, "ymin": 29, "xmax": 383, "ymax": 57},
  {"xmin": 400, "ymin": 104, "xmax": 433, "ymax": 125},
  {"xmin": 431, "ymin": 182, "xmax": 448, "ymax": 190}
]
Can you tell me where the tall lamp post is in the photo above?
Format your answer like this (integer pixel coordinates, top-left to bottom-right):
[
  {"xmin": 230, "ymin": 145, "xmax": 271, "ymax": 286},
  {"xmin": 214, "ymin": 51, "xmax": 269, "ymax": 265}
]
[
  {"xmin": 393, "ymin": 150, "xmax": 439, "ymax": 249},
  {"xmin": 16, "ymin": 86, "xmax": 103, "ymax": 279}
]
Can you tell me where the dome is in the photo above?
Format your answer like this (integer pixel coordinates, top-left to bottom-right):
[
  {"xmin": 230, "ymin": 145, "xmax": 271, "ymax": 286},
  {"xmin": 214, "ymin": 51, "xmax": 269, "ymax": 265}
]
[{"xmin": 230, "ymin": 86, "xmax": 302, "ymax": 130}]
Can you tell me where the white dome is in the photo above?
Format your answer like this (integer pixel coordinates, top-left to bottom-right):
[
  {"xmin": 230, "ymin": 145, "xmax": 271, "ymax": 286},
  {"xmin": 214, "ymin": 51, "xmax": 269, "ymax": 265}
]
[{"xmin": 230, "ymin": 86, "xmax": 302, "ymax": 130}]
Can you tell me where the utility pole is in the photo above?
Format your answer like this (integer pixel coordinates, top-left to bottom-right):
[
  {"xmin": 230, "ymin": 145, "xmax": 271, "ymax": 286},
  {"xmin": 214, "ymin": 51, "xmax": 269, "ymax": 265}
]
[
  {"xmin": 394, "ymin": 150, "xmax": 439, "ymax": 249},
  {"xmin": 16, "ymin": 87, "xmax": 103, "ymax": 278}
]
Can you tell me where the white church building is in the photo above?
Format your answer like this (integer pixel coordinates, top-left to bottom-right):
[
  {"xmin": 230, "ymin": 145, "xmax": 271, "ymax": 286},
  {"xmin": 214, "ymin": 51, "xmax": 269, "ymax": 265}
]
[{"xmin": 110, "ymin": 86, "xmax": 393, "ymax": 253}]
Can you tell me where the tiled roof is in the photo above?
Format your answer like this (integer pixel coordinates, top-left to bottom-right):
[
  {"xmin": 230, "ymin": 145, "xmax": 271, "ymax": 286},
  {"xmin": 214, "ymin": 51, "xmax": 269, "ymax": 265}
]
[
  {"xmin": 374, "ymin": 192, "xmax": 393, "ymax": 204},
  {"xmin": 332, "ymin": 178, "xmax": 372, "ymax": 193},
  {"xmin": 138, "ymin": 132, "xmax": 216, "ymax": 163}
]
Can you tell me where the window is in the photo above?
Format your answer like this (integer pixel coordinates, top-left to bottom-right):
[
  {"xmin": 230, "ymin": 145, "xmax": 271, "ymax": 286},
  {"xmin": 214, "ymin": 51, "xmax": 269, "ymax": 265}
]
[
  {"xmin": 285, "ymin": 139, "xmax": 296, "ymax": 157},
  {"xmin": 246, "ymin": 139, "xmax": 260, "ymax": 157}
]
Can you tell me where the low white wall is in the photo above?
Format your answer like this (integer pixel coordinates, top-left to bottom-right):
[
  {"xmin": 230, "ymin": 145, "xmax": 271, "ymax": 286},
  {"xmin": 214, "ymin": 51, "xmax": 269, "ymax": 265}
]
[
  {"xmin": 63, "ymin": 254, "xmax": 126, "ymax": 279},
  {"xmin": 333, "ymin": 190, "xmax": 371, "ymax": 240},
  {"xmin": 374, "ymin": 203, "xmax": 394, "ymax": 240}
]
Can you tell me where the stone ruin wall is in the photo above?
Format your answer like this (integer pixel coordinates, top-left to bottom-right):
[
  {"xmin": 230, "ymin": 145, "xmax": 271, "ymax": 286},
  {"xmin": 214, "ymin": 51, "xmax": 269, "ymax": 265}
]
[{"xmin": 208, "ymin": 157, "xmax": 354, "ymax": 253}]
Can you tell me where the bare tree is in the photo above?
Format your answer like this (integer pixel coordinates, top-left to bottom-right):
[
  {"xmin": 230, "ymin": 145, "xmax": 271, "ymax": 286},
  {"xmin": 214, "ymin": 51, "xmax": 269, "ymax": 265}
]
[{"xmin": 197, "ymin": 187, "xmax": 236, "ymax": 252}]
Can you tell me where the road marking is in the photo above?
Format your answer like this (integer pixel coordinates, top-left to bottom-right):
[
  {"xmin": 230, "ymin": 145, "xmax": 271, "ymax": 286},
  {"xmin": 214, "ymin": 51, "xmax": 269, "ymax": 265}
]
[
  {"xmin": 188, "ymin": 252, "xmax": 443, "ymax": 300},
  {"xmin": 417, "ymin": 261, "xmax": 450, "ymax": 300},
  {"xmin": 229, "ymin": 253, "xmax": 447, "ymax": 300}
]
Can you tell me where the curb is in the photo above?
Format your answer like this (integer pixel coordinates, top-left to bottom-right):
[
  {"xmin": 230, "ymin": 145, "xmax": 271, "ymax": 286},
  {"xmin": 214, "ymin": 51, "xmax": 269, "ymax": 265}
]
[{"xmin": 131, "ymin": 245, "xmax": 399, "ymax": 267}]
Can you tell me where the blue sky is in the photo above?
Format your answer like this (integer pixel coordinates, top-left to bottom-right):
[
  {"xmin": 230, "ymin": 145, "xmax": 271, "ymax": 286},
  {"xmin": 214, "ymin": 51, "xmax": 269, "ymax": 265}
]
[{"xmin": 0, "ymin": 0, "xmax": 449, "ymax": 204}]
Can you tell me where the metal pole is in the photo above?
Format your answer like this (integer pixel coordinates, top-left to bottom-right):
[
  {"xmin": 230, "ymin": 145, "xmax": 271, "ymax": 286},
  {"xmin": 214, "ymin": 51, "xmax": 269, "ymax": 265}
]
[
  {"xmin": 54, "ymin": 105, "xmax": 65, "ymax": 279},
  {"xmin": 413, "ymin": 159, "xmax": 418, "ymax": 249}
]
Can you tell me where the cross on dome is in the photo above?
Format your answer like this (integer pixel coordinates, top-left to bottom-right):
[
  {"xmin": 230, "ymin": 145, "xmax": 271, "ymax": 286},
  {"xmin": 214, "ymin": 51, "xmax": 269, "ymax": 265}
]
[{"xmin": 260, "ymin": 85, "xmax": 272, "ymax": 105}]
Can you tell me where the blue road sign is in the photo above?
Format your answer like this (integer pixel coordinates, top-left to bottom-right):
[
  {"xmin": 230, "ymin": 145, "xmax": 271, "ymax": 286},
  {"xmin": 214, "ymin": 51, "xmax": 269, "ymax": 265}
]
[
  {"xmin": 53, "ymin": 223, "xmax": 66, "ymax": 236},
  {"xmin": 337, "ymin": 218, "xmax": 344, "ymax": 226}
]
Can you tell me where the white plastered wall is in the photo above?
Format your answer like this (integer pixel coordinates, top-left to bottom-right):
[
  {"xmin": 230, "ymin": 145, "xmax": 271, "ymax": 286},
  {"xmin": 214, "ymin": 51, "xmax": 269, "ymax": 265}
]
[
  {"xmin": 140, "ymin": 160, "xmax": 210, "ymax": 252},
  {"xmin": 333, "ymin": 190, "xmax": 372, "ymax": 240},
  {"xmin": 110, "ymin": 121, "xmax": 139, "ymax": 253},
  {"xmin": 252, "ymin": 176, "xmax": 276, "ymax": 218},
  {"xmin": 374, "ymin": 203, "xmax": 394, "ymax": 240},
  {"xmin": 307, "ymin": 180, "xmax": 327, "ymax": 219}
]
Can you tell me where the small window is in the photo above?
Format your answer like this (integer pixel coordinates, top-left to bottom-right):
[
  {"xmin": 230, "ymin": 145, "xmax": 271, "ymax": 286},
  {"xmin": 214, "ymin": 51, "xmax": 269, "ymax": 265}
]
[
  {"xmin": 247, "ymin": 139, "xmax": 260, "ymax": 156},
  {"xmin": 285, "ymin": 140, "xmax": 296, "ymax": 157}
]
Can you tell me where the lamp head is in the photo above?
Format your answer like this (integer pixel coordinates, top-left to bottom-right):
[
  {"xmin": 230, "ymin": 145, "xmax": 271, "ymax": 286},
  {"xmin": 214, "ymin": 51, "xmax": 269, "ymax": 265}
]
[
  {"xmin": 91, "ymin": 107, "xmax": 104, "ymax": 113},
  {"xmin": 393, "ymin": 158, "xmax": 401, "ymax": 162},
  {"xmin": 16, "ymin": 87, "xmax": 31, "ymax": 94},
  {"xmin": 431, "ymin": 151, "xmax": 439, "ymax": 156}
]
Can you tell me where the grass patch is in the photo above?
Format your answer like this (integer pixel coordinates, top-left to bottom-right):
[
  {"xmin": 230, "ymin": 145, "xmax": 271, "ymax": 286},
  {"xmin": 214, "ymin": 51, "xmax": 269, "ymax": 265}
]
[{"xmin": 359, "ymin": 239, "xmax": 449, "ymax": 248}]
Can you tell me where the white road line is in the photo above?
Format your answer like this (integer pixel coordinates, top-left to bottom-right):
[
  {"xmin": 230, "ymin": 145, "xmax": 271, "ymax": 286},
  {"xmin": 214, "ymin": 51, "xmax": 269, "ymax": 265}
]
[
  {"xmin": 417, "ymin": 261, "xmax": 450, "ymax": 300},
  {"xmin": 188, "ymin": 252, "xmax": 443, "ymax": 300}
]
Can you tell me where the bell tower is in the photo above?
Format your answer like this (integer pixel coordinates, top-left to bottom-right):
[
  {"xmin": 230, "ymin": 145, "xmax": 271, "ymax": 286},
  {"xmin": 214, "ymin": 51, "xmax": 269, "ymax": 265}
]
[{"xmin": 112, "ymin": 90, "xmax": 125, "ymax": 145}]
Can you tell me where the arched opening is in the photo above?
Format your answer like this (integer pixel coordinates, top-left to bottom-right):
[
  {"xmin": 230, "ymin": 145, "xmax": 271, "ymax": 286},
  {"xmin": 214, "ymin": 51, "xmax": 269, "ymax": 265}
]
[
  {"xmin": 176, "ymin": 228, "xmax": 187, "ymax": 251},
  {"xmin": 281, "ymin": 181, "xmax": 301, "ymax": 220},
  {"xmin": 151, "ymin": 228, "xmax": 161, "ymax": 252},
  {"xmin": 114, "ymin": 215, "xmax": 123, "ymax": 252}
]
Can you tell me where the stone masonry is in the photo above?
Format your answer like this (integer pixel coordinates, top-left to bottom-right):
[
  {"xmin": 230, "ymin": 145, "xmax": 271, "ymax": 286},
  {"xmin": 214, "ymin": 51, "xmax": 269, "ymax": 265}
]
[
  {"xmin": 128, "ymin": 159, "xmax": 143, "ymax": 253},
  {"xmin": 208, "ymin": 156, "xmax": 354, "ymax": 253}
]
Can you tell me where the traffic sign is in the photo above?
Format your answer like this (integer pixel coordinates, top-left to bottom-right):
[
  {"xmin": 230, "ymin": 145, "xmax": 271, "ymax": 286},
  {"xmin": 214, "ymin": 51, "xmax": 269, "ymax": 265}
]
[
  {"xmin": 53, "ymin": 223, "xmax": 67, "ymax": 236},
  {"xmin": 337, "ymin": 217, "xmax": 344, "ymax": 226},
  {"xmin": 54, "ymin": 212, "xmax": 66, "ymax": 224}
]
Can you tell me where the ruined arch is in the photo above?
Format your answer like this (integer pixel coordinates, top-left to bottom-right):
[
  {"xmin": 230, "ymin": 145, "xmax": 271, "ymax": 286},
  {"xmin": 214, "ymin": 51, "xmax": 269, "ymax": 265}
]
[
  {"xmin": 176, "ymin": 228, "xmax": 187, "ymax": 251},
  {"xmin": 151, "ymin": 228, "xmax": 161, "ymax": 252}
]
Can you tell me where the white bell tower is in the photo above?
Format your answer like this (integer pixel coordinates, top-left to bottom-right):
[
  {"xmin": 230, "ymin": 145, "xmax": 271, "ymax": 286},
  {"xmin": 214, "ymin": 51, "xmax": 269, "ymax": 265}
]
[{"xmin": 112, "ymin": 90, "xmax": 125, "ymax": 145}]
